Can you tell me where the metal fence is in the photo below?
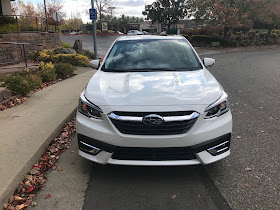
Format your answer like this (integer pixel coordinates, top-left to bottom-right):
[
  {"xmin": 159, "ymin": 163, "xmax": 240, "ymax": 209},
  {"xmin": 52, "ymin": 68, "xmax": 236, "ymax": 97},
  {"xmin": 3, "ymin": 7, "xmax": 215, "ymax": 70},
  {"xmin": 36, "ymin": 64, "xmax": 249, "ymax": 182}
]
[{"xmin": 0, "ymin": 42, "xmax": 51, "ymax": 68}]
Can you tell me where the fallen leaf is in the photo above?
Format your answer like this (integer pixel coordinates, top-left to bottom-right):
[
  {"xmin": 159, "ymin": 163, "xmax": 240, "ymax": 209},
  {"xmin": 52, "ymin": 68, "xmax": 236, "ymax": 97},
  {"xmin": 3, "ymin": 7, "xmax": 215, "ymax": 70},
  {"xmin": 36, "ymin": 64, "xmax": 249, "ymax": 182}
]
[
  {"xmin": 8, "ymin": 195, "xmax": 15, "ymax": 203},
  {"xmin": 7, "ymin": 206, "xmax": 15, "ymax": 210},
  {"xmin": 30, "ymin": 169, "xmax": 39, "ymax": 175},
  {"xmin": 245, "ymin": 167, "xmax": 252, "ymax": 171},
  {"xmin": 27, "ymin": 194, "xmax": 36, "ymax": 198},
  {"xmin": 15, "ymin": 204, "xmax": 27, "ymax": 209},
  {"xmin": 31, "ymin": 201, "xmax": 37, "ymax": 207},
  {"xmin": 171, "ymin": 195, "xmax": 176, "ymax": 199},
  {"xmin": 44, "ymin": 194, "xmax": 51, "ymax": 199},
  {"xmin": 26, "ymin": 187, "xmax": 34, "ymax": 193},
  {"xmin": 236, "ymin": 136, "xmax": 242, "ymax": 139},
  {"xmin": 260, "ymin": 130, "xmax": 265, "ymax": 133},
  {"xmin": 14, "ymin": 195, "xmax": 24, "ymax": 202}
]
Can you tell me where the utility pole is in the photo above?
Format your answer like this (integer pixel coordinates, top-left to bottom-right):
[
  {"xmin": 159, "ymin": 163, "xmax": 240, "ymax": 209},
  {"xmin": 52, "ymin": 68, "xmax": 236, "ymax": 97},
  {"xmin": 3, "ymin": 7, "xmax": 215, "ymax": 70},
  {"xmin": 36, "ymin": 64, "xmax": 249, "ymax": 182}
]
[
  {"xmin": 91, "ymin": 0, "xmax": 98, "ymax": 59},
  {"xmin": 44, "ymin": 0, "xmax": 48, "ymax": 32}
]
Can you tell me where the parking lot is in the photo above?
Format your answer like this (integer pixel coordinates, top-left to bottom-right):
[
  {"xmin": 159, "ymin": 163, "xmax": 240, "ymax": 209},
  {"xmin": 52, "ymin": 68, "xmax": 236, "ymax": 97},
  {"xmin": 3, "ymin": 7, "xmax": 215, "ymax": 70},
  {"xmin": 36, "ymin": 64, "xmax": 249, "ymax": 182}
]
[{"xmin": 43, "ymin": 35, "xmax": 280, "ymax": 209}]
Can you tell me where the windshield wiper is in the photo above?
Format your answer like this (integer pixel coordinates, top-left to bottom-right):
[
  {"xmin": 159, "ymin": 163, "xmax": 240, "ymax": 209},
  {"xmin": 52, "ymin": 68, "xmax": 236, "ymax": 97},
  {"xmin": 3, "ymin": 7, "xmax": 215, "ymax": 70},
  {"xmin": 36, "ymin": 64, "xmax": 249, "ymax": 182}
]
[{"xmin": 102, "ymin": 68, "xmax": 194, "ymax": 72}]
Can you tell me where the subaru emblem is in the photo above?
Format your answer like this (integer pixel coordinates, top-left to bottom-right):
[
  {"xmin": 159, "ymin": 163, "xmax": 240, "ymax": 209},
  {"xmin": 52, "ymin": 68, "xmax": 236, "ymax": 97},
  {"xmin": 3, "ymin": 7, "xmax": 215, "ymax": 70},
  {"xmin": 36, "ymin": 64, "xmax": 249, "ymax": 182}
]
[{"xmin": 142, "ymin": 114, "xmax": 164, "ymax": 126}]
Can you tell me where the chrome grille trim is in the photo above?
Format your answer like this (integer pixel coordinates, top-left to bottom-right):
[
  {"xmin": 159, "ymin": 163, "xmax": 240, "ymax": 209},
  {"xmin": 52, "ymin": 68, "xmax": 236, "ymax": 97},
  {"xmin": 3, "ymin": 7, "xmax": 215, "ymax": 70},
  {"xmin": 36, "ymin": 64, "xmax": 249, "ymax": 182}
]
[{"xmin": 108, "ymin": 112, "xmax": 200, "ymax": 122}]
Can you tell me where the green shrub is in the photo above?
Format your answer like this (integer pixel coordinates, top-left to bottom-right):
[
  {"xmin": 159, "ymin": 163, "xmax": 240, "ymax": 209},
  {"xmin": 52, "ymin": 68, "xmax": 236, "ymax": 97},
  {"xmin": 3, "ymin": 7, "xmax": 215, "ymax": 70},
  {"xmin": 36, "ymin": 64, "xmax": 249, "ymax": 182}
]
[
  {"xmin": 28, "ymin": 74, "xmax": 42, "ymax": 89},
  {"xmin": 35, "ymin": 50, "xmax": 89, "ymax": 67},
  {"xmin": 271, "ymin": 33, "xmax": 278, "ymax": 39},
  {"xmin": 61, "ymin": 41, "xmax": 73, "ymax": 48},
  {"xmin": 3, "ymin": 74, "xmax": 41, "ymax": 96},
  {"xmin": 54, "ymin": 63, "xmax": 76, "ymax": 79},
  {"xmin": 0, "ymin": 16, "xmax": 16, "ymax": 25},
  {"xmin": 191, "ymin": 35, "xmax": 235, "ymax": 47},
  {"xmin": 260, "ymin": 32, "xmax": 268, "ymax": 39},
  {"xmin": 78, "ymin": 49, "xmax": 95, "ymax": 59},
  {"xmin": 52, "ymin": 54, "xmax": 89, "ymax": 66},
  {"xmin": 0, "ymin": 24, "xmax": 17, "ymax": 32},
  {"xmin": 37, "ymin": 62, "xmax": 57, "ymax": 82},
  {"xmin": 232, "ymin": 25, "xmax": 251, "ymax": 33}
]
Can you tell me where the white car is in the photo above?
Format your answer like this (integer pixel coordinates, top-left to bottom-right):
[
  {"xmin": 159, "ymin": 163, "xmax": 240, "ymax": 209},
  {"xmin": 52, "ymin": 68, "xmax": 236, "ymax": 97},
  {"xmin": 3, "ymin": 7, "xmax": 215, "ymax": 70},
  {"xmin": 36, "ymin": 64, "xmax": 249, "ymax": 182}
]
[
  {"xmin": 127, "ymin": 30, "xmax": 143, "ymax": 35},
  {"xmin": 70, "ymin": 31, "xmax": 77, "ymax": 35},
  {"xmin": 77, "ymin": 35, "xmax": 232, "ymax": 166}
]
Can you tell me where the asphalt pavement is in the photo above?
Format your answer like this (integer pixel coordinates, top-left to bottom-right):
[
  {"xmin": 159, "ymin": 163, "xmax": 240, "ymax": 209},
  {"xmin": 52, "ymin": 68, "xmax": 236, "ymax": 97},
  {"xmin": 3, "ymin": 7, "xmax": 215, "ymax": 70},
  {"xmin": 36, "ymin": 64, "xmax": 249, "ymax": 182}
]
[
  {"xmin": 38, "ymin": 35, "xmax": 280, "ymax": 209},
  {"xmin": 60, "ymin": 35, "xmax": 122, "ymax": 57}
]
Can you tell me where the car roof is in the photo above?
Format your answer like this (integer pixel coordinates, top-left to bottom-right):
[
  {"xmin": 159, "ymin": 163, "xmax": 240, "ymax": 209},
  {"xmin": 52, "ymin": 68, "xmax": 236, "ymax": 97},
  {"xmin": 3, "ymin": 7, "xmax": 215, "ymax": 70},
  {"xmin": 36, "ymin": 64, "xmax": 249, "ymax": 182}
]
[{"xmin": 117, "ymin": 35, "xmax": 185, "ymax": 41}]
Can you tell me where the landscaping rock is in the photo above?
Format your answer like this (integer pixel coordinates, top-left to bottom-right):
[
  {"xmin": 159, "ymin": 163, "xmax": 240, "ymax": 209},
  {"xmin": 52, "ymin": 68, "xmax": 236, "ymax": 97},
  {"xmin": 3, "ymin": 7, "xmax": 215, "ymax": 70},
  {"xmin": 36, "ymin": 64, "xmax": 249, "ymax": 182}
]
[
  {"xmin": 3, "ymin": 89, "xmax": 12, "ymax": 100},
  {"xmin": 0, "ymin": 87, "xmax": 7, "ymax": 103},
  {"xmin": 73, "ymin": 40, "xmax": 83, "ymax": 53},
  {"xmin": 54, "ymin": 48, "xmax": 76, "ymax": 55}
]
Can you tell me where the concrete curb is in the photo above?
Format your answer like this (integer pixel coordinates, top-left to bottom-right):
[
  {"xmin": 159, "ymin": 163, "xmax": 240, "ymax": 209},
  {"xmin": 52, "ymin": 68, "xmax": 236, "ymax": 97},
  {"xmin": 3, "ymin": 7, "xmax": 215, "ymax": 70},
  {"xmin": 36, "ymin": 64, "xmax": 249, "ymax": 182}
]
[{"xmin": 0, "ymin": 109, "xmax": 77, "ymax": 207}]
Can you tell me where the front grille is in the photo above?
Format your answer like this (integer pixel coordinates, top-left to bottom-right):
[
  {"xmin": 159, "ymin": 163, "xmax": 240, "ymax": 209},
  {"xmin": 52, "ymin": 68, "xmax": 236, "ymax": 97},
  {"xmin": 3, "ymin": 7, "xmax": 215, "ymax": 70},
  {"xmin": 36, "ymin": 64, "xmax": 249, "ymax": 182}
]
[
  {"xmin": 109, "ymin": 111, "xmax": 198, "ymax": 135},
  {"xmin": 113, "ymin": 111, "xmax": 194, "ymax": 117},
  {"xmin": 112, "ymin": 147, "xmax": 196, "ymax": 161}
]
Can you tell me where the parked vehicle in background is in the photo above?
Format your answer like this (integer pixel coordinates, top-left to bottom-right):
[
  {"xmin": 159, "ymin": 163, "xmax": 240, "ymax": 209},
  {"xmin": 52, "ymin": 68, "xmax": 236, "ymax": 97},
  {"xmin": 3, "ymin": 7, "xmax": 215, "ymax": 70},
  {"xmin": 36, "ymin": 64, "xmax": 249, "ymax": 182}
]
[
  {"xmin": 70, "ymin": 31, "xmax": 77, "ymax": 35},
  {"xmin": 117, "ymin": 31, "xmax": 124, "ymax": 34},
  {"xmin": 142, "ymin": 31, "xmax": 149, "ymax": 35},
  {"xmin": 77, "ymin": 35, "xmax": 232, "ymax": 166},
  {"xmin": 127, "ymin": 30, "xmax": 143, "ymax": 35}
]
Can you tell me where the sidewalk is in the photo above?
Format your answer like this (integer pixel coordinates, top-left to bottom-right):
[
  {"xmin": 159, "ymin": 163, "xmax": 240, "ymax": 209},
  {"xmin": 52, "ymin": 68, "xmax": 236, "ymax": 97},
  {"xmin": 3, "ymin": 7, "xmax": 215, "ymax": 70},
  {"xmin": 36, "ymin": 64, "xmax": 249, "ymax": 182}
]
[{"xmin": 0, "ymin": 68, "xmax": 96, "ymax": 206}]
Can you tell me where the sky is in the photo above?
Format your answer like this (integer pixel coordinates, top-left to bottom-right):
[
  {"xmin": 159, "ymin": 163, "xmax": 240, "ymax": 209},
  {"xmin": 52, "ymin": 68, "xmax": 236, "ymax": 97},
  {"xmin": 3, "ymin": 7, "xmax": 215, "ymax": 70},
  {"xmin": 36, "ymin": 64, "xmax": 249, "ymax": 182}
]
[{"xmin": 22, "ymin": 0, "xmax": 154, "ymax": 23}]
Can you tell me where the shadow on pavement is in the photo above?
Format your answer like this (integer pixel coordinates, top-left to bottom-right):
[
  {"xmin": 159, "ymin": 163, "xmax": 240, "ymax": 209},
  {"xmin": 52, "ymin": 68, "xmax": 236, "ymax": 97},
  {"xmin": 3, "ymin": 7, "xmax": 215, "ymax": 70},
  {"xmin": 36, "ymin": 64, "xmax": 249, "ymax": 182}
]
[{"xmin": 83, "ymin": 164, "xmax": 231, "ymax": 210}]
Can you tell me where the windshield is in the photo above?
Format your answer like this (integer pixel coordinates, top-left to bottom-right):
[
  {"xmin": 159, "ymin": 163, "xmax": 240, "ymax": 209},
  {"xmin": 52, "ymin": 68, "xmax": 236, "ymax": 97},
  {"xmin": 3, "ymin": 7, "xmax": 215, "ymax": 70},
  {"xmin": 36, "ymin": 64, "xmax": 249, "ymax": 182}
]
[{"xmin": 102, "ymin": 39, "xmax": 202, "ymax": 72}]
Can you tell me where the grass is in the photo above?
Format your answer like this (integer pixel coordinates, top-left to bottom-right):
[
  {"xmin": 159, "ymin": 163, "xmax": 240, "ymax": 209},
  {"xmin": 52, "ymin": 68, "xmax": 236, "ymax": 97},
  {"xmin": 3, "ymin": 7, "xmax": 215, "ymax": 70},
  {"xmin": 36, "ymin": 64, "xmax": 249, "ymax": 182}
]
[
  {"xmin": 0, "ymin": 24, "xmax": 17, "ymax": 32},
  {"xmin": 253, "ymin": 29, "xmax": 268, "ymax": 33},
  {"xmin": 61, "ymin": 41, "xmax": 73, "ymax": 49}
]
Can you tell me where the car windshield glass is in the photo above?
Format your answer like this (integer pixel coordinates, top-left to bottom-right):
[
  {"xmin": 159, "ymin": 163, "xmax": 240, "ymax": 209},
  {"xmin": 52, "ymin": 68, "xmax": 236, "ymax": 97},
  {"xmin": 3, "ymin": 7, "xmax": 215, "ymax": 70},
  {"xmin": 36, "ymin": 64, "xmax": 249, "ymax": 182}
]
[{"xmin": 102, "ymin": 39, "xmax": 202, "ymax": 72}]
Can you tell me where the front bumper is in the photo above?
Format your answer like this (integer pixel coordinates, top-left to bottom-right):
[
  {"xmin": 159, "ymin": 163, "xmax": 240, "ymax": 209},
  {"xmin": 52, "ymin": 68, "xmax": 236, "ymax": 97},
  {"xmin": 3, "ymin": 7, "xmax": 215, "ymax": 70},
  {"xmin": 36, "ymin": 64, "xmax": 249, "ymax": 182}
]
[
  {"xmin": 78, "ymin": 133, "xmax": 231, "ymax": 166},
  {"xmin": 77, "ymin": 108, "xmax": 232, "ymax": 165}
]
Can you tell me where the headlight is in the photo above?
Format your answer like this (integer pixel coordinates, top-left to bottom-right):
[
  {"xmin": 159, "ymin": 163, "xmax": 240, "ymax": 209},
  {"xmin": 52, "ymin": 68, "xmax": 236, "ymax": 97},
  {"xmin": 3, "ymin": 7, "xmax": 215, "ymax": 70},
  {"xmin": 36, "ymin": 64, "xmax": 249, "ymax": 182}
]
[
  {"xmin": 78, "ymin": 92, "xmax": 102, "ymax": 119},
  {"xmin": 205, "ymin": 91, "xmax": 230, "ymax": 119}
]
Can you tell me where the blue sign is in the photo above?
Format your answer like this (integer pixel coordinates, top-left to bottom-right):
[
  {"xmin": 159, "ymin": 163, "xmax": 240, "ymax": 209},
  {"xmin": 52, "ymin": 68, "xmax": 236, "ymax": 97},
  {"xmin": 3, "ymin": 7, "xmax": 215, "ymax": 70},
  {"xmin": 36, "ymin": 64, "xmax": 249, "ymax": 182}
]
[{"xmin": 89, "ymin": 9, "xmax": 96, "ymax": 20}]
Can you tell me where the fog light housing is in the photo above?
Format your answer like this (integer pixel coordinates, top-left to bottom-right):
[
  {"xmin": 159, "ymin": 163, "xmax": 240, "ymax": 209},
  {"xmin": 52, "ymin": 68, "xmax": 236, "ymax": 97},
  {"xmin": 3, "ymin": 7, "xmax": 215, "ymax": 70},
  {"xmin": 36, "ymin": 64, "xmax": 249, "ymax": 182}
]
[
  {"xmin": 79, "ymin": 141, "xmax": 101, "ymax": 155},
  {"xmin": 207, "ymin": 141, "xmax": 230, "ymax": 156}
]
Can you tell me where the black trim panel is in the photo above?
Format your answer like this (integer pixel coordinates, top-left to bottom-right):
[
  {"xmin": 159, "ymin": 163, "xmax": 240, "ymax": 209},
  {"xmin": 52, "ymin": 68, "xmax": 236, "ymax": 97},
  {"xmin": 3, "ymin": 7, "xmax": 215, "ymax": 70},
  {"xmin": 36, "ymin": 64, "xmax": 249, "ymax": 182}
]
[
  {"xmin": 78, "ymin": 133, "xmax": 231, "ymax": 155},
  {"xmin": 192, "ymin": 133, "xmax": 231, "ymax": 153}
]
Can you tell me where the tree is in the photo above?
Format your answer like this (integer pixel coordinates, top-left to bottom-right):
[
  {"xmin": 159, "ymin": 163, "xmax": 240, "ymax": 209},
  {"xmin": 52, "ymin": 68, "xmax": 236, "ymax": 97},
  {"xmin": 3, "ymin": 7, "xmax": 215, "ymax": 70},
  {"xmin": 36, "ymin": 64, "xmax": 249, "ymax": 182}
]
[
  {"xmin": 189, "ymin": 0, "xmax": 253, "ymax": 37},
  {"xmin": 95, "ymin": 0, "xmax": 112, "ymax": 23},
  {"xmin": 37, "ymin": 0, "xmax": 65, "ymax": 21},
  {"xmin": 143, "ymin": 0, "xmax": 188, "ymax": 32},
  {"xmin": 60, "ymin": 18, "xmax": 83, "ymax": 32},
  {"xmin": 250, "ymin": 0, "xmax": 280, "ymax": 37},
  {"xmin": 11, "ymin": 0, "xmax": 38, "ymax": 29}
]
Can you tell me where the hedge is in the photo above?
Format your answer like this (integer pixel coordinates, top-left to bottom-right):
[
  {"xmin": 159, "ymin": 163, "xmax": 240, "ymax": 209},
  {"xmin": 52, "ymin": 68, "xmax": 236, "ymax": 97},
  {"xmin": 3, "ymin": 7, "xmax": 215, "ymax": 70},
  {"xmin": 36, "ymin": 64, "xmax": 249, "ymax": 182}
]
[
  {"xmin": 35, "ymin": 50, "xmax": 89, "ymax": 67},
  {"xmin": 191, "ymin": 35, "xmax": 236, "ymax": 47}
]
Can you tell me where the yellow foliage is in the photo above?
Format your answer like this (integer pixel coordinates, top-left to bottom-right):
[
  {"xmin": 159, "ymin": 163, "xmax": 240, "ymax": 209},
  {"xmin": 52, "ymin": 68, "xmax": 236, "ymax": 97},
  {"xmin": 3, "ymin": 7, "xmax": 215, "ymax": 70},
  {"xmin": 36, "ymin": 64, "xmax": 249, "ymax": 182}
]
[{"xmin": 35, "ymin": 50, "xmax": 89, "ymax": 67}]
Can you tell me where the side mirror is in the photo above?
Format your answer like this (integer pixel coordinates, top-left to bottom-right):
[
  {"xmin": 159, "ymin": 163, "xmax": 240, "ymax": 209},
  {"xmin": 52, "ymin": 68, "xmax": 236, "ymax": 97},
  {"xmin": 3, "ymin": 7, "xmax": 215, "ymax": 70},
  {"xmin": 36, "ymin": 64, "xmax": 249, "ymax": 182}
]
[
  {"xmin": 203, "ymin": 58, "xmax": 215, "ymax": 68},
  {"xmin": 89, "ymin": 60, "xmax": 100, "ymax": 69}
]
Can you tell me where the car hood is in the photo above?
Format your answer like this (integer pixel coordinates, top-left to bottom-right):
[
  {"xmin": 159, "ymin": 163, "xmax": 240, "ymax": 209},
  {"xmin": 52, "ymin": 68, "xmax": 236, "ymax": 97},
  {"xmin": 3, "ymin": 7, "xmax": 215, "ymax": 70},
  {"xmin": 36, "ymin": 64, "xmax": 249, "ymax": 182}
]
[{"xmin": 85, "ymin": 70, "xmax": 222, "ymax": 106}]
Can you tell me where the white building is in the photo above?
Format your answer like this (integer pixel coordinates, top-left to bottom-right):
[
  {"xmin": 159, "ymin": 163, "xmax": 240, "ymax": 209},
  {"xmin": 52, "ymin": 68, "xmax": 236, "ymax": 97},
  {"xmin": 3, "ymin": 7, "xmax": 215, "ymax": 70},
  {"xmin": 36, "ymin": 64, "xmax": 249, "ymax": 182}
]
[{"xmin": 0, "ymin": 0, "xmax": 13, "ymax": 15}]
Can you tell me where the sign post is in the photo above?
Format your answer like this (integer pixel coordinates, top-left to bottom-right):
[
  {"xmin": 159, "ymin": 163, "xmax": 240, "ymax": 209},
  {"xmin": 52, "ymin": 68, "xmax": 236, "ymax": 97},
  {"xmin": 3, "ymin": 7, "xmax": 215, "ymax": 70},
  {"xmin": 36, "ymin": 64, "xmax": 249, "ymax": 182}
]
[
  {"xmin": 52, "ymin": 12, "xmax": 61, "ymax": 33},
  {"xmin": 90, "ymin": 2, "xmax": 97, "ymax": 59}
]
